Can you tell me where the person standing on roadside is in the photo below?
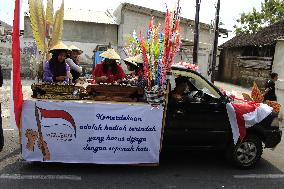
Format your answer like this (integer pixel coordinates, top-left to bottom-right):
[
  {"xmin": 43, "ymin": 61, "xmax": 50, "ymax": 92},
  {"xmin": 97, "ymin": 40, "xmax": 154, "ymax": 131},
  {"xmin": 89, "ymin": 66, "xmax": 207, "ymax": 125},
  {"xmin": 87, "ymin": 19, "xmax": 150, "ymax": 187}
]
[
  {"xmin": 263, "ymin": 72, "xmax": 278, "ymax": 101},
  {"xmin": 0, "ymin": 65, "xmax": 4, "ymax": 151}
]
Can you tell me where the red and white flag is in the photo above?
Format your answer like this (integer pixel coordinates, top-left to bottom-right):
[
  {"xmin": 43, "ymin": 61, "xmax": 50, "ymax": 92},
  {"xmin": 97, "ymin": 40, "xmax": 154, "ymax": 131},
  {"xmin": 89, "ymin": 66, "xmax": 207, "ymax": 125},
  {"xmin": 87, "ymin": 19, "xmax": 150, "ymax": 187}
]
[
  {"xmin": 226, "ymin": 102, "xmax": 273, "ymax": 144},
  {"xmin": 11, "ymin": 0, "xmax": 23, "ymax": 128}
]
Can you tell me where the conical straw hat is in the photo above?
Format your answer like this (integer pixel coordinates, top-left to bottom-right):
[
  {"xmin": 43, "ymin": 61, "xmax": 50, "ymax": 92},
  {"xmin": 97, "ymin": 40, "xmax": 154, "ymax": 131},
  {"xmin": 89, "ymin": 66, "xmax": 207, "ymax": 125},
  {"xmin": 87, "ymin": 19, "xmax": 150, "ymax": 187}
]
[
  {"xmin": 49, "ymin": 41, "xmax": 70, "ymax": 53},
  {"xmin": 100, "ymin": 49, "xmax": 120, "ymax": 60},
  {"xmin": 124, "ymin": 56, "xmax": 138, "ymax": 67},
  {"xmin": 69, "ymin": 45, "xmax": 83, "ymax": 54},
  {"xmin": 133, "ymin": 54, "xmax": 144, "ymax": 64}
]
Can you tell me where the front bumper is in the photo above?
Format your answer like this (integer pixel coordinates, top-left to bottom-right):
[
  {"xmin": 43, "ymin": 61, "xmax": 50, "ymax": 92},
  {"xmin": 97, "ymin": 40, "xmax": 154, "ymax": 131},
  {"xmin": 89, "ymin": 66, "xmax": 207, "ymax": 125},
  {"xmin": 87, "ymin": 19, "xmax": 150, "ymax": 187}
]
[{"xmin": 264, "ymin": 129, "xmax": 282, "ymax": 148}]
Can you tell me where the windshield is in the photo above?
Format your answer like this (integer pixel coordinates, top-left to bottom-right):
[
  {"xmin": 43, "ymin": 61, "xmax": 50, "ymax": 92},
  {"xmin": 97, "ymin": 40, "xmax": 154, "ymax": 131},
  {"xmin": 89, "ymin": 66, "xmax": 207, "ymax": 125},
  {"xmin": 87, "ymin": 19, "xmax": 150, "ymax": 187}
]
[{"xmin": 171, "ymin": 70, "xmax": 221, "ymax": 99}]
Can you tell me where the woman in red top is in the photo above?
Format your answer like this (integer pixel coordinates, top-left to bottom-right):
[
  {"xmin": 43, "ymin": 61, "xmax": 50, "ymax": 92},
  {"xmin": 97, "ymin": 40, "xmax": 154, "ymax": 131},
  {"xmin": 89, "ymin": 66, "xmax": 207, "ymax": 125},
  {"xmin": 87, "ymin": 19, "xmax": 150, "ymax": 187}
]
[
  {"xmin": 93, "ymin": 49, "xmax": 126, "ymax": 84},
  {"xmin": 93, "ymin": 58, "xmax": 126, "ymax": 83}
]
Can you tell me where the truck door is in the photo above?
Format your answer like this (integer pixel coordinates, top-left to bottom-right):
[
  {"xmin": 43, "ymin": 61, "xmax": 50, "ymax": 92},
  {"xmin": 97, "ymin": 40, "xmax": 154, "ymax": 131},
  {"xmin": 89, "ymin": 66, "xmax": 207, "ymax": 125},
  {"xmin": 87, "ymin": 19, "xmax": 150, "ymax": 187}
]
[
  {"xmin": 184, "ymin": 100, "xmax": 230, "ymax": 148},
  {"xmin": 163, "ymin": 99, "xmax": 190, "ymax": 148},
  {"xmin": 163, "ymin": 70, "xmax": 231, "ymax": 149},
  {"xmin": 184, "ymin": 73, "xmax": 231, "ymax": 148}
]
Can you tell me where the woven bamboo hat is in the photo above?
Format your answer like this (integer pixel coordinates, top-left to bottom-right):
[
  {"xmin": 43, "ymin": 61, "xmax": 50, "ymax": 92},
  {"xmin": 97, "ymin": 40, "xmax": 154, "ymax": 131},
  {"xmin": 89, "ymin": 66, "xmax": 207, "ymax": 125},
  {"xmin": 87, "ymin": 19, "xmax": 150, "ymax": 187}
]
[
  {"xmin": 133, "ymin": 54, "xmax": 143, "ymax": 64},
  {"xmin": 124, "ymin": 56, "xmax": 137, "ymax": 67},
  {"xmin": 100, "ymin": 49, "xmax": 121, "ymax": 60},
  {"xmin": 49, "ymin": 41, "xmax": 70, "ymax": 53},
  {"xmin": 69, "ymin": 45, "xmax": 83, "ymax": 54},
  {"xmin": 124, "ymin": 54, "xmax": 144, "ymax": 67}
]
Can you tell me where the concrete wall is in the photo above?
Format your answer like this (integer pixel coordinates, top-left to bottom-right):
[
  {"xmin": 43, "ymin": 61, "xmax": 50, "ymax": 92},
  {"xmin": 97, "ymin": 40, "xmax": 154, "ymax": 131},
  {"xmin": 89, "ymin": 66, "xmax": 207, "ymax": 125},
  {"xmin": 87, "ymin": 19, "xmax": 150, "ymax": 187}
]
[
  {"xmin": 118, "ymin": 9, "xmax": 212, "ymax": 78},
  {"xmin": 218, "ymin": 48, "xmax": 242, "ymax": 84},
  {"xmin": 0, "ymin": 40, "xmax": 12, "ymax": 78},
  {"xmin": 118, "ymin": 10, "xmax": 211, "ymax": 50},
  {"xmin": 239, "ymin": 68, "xmax": 270, "ymax": 88},
  {"xmin": 0, "ymin": 37, "xmax": 39, "ymax": 78},
  {"xmin": 24, "ymin": 17, "xmax": 118, "ymax": 45},
  {"xmin": 62, "ymin": 21, "xmax": 118, "ymax": 45},
  {"xmin": 175, "ymin": 50, "xmax": 211, "ymax": 80},
  {"xmin": 24, "ymin": 16, "xmax": 118, "ymax": 47},
  {"xmin": 118, "ymin": 9, "xmax": 211, "ymax": 48},
  {"xmin": 219, "ymin": 48, "xmax": 272, "ymax": 88},
  {"xmin": 272, "ymin": 39, "xmax": 284, "ymax": 118},
  {"xmin": 238, "ymin": 57, "xmax": 271, "ymax": 88}
]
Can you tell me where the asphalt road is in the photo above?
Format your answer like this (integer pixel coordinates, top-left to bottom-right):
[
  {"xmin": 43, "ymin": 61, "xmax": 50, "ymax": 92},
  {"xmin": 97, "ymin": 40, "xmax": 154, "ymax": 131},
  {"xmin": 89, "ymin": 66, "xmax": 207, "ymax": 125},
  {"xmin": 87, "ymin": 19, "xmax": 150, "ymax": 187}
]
[
  {"xmin": 0, "ymin": 129, "xmax": 283, "ymax": 189},
  {"xmin": 1, "ymin": 80, "xmax": 284, "ymax": 188}
]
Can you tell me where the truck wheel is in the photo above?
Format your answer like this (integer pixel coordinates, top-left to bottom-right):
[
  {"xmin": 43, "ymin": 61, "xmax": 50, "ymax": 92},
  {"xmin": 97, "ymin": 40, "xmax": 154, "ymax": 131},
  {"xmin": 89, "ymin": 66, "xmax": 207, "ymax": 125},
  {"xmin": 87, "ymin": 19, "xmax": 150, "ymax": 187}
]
[{"xmin": 229, "ymin": 135, "xmax": 263, "ymax": 169}]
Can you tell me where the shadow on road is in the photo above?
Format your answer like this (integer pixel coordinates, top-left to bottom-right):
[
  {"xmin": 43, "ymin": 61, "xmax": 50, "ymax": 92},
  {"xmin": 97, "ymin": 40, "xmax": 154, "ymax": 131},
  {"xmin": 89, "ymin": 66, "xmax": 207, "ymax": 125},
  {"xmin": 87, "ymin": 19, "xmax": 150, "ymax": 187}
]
[
  {"xmin": 0, "ymin": 150, "xmax": 282, "ymax": 177},
  {"xmin": 0, "ymin": 148, "xmax": 20, "ymax": 163}
]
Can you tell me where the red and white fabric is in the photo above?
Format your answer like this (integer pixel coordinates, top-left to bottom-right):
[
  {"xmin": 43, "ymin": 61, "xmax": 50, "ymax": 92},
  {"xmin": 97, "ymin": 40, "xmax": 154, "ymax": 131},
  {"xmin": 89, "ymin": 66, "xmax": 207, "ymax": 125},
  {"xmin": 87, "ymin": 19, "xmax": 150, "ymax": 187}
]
[
  {"xmin": 172, "ymin": 62, "xmax": 199, "ymax": 71},
  {"xmin": 226, "ymin": 102, "xmax": 273, "ymax": 144}
]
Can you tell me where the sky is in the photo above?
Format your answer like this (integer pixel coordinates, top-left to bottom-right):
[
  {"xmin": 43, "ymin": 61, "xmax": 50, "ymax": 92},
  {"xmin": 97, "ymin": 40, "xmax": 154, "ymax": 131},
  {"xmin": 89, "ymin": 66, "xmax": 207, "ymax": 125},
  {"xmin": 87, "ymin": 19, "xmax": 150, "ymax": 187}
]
[{"xmin": 0, "ymin": 0, "xmax": 263, "ymax": 43}]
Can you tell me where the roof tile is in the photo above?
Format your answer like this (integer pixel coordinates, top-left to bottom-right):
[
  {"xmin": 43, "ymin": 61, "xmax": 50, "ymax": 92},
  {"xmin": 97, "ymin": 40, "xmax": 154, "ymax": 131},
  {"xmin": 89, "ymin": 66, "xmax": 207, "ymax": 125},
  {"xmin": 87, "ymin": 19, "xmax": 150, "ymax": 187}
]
[{"xmin": 221, "ymin": 20, "xmax": 284, "ymax": 48}]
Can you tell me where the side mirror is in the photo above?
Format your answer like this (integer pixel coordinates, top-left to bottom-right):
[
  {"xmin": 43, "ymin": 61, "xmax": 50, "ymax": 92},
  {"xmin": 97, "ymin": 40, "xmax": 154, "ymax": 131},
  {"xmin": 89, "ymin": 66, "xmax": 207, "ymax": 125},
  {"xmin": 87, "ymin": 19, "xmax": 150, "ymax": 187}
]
[
  {"xmin": 192, "ymin": 90, "xmax": 204, "ymax": 98},
  {"xmin": 219, "ymin": 94, "xmax": 231, "ymax": 103}
]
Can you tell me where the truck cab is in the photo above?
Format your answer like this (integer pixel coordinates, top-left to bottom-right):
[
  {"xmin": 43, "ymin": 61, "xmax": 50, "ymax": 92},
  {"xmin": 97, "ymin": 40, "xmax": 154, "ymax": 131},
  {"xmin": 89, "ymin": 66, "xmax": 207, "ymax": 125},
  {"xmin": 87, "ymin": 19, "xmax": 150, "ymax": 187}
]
[{"xmin": 163, "ymin": 66, "xmax": 282, "ymax": 168}]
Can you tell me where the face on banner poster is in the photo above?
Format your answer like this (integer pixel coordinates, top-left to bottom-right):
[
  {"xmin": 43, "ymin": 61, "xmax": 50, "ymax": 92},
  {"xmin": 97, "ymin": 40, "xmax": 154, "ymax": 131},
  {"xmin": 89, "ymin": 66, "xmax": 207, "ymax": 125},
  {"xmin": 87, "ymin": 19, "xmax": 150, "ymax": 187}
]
[{"xmin": 21, "ymin": 100, "xmax": 164, "ymax": 164}]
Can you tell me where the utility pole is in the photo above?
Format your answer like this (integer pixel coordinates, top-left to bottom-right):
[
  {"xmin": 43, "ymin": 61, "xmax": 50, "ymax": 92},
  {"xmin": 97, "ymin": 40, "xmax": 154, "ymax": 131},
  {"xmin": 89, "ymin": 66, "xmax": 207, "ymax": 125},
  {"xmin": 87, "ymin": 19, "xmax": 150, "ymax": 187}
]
[
  {"xmin": 211, "ymin": 0, "xmax": 220, "ymax": 83},
  {"xmin": 193, "ymin": 0, "xmax": 201, "ymax": 65}
]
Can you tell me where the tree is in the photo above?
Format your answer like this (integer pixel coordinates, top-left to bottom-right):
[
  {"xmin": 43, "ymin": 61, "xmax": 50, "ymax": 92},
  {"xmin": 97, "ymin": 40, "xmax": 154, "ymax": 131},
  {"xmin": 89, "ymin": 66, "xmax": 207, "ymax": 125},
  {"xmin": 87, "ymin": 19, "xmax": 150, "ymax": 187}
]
[{"xmin": 234, "ymin": 0, "xmax": 284, "ymax": 34}]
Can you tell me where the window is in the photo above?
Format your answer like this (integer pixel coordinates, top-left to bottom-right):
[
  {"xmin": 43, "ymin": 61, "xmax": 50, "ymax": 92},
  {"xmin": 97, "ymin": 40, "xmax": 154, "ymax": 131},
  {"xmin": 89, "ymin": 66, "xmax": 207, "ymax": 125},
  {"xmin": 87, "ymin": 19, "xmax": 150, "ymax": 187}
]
[{"xmin": 171, "ymin": 70, "xmax": 221, "ymax": 99}]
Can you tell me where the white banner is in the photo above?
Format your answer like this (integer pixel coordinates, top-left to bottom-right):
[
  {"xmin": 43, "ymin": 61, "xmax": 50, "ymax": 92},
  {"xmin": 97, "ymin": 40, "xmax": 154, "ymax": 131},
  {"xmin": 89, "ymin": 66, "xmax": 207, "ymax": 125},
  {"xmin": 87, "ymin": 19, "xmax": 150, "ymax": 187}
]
[{"xmin": 21, "ymin": 100, "xmax": 164, "ymax": 164}]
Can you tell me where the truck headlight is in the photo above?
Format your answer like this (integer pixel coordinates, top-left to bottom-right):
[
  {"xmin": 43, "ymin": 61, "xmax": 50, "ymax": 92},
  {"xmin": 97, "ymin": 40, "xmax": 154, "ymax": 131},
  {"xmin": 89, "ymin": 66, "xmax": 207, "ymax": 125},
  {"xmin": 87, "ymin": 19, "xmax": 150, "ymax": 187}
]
[{"xmin": 271, "ymin": 117, "xmax": 280, "ymax": 127}]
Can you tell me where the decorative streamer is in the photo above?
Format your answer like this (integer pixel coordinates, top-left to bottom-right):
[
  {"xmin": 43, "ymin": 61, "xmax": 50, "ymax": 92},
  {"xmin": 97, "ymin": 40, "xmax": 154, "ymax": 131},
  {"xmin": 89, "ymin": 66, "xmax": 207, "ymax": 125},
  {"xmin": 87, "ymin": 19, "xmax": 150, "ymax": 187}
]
[{"xmin": 125, "ymin": 1, "xmax": 182, "ymax": 89}]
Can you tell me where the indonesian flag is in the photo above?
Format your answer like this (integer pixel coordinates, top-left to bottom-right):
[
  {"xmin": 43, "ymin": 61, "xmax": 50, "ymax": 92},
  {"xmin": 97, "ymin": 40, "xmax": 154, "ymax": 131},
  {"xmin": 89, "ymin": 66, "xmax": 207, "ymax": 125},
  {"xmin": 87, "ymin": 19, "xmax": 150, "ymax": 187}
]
[
  {"xmin": 11, "ymin": 0, "xmax": 23, "ymax": 128},
  {"xmin": 226, "ymin": 102, "xmax": 273, "ymax": 144},
  {"xmin": 36, "ymin": 107, "xmax": 77, "ymax": 137}
]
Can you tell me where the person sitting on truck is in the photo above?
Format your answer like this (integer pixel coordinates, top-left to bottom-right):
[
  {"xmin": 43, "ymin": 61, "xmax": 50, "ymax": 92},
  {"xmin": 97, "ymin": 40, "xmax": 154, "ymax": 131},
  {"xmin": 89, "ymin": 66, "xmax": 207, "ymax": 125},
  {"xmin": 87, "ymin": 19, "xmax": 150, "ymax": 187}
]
[
  {"xmin": 43, "ymin": 41, "xmax": 70, "ymax": 83},
  {"xmin": 123, "ymin": 54, "xmax": 147, "ymax": 87},
  {"xmin": 66, "ymin": 45, "xmax": 83, "ymax": 83},
  {"xmin": 92, "ymin": 49, "xmax": 126, "ymax": 83},
  {"xmin": 124, "ymin": 55, "xmax": 143, "ymax": 78},
  {"xmin": 171, "ymin": 76, "xmax": 198, "ymax": 102}
]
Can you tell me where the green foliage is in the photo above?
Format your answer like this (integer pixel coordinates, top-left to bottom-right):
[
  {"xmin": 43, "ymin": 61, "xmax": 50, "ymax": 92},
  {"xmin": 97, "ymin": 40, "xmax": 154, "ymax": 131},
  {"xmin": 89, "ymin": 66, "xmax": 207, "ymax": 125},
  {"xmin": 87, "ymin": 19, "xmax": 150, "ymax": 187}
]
[{"xmin": 234, "ymin": 0, "xmax": 284, "ymax": 34}]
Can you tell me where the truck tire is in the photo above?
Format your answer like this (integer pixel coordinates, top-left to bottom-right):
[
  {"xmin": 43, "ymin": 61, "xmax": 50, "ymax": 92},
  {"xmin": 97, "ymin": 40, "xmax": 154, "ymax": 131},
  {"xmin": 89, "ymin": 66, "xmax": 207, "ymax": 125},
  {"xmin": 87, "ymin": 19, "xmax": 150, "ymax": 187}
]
[{"xmin": 227, "ymin": 135, "xmax": 263, "ymax": 169}]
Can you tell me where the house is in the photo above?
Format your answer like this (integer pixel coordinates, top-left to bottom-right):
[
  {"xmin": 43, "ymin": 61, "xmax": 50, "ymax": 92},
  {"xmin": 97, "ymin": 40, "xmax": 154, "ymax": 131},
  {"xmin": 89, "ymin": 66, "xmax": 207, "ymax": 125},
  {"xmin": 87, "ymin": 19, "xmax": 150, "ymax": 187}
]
[
  {"xmin": 218, "ymin": 20, "xmax": 284, "ymax": 88},
  {"xmin": 22, "ymin": 3, "xmax": 225, "ymax": 78},
  {"xmin": 0, "ymin": 20, "xmax": 12, "ymax": 36},
  {"xmin": 0, "ymin": 20, "xmax": 12, "ymax": 44},
  {"xmin": 23, "ymin": 8, "xmax": 118, "ymax": 65},
  {"xmin": 0, "ymin": 20, "xmax": 13, "ymax": 78},
  {"xmin": 114, "ymin": 3, "xmax": 216, "ymax": 79}
]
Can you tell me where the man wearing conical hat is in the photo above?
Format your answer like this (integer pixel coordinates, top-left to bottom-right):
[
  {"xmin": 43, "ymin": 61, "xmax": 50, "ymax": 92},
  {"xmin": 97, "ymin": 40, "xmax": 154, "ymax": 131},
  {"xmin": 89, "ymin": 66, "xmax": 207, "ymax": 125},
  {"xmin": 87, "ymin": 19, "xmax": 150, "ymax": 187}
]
[
  {"xmin": 92, "ymin": 48, "xmax": 126, "ymax": 83},
  {"xmin": 66, "ymin": 45, "xmax": 83, "ymax": 82},
  {"xmin": 43, "ymin": 41, "xmax": 71, "ymax": 83}
]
